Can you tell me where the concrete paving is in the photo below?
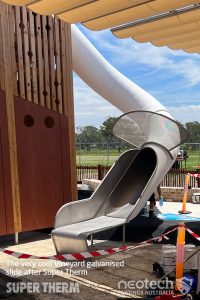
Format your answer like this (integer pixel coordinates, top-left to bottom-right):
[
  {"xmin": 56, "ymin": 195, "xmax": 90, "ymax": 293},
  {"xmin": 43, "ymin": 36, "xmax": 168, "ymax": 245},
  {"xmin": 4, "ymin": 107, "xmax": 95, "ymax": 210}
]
[{"xmin": 157, "ymin": 201, "xmax": 200, "ymax": 219}]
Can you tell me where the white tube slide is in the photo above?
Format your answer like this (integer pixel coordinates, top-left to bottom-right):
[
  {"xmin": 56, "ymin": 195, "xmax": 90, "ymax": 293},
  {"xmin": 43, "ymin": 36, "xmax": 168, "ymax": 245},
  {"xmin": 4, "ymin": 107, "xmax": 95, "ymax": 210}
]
[
  {"xmin": 71, "ymin": 25, "xmax": 178, "ymax": 160},
  {"xmin": 71, "ymin": 25, "xmax": 170, "ymax": 117}
]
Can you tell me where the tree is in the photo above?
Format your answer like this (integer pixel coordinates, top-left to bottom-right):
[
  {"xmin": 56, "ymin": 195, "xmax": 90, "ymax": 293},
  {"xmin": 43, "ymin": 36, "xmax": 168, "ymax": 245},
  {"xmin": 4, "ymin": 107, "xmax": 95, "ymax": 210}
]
[
  {"xmin": 76, "ymin": 125, "xmax": 99, "ymax": 150},
  {"xmin": 99, "ymin": 117, "xmax": 119, "ymax": 142},
  {"xmin": 185, "ymin": 121, "xmax": 200, "ymax": 143}
]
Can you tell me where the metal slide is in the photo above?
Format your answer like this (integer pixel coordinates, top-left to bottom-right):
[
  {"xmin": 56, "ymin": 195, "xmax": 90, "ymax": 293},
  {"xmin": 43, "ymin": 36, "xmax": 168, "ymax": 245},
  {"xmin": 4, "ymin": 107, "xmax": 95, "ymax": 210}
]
[{"xmin": 51, "ymin": 26, "xmax": 189, "ymax": 254}]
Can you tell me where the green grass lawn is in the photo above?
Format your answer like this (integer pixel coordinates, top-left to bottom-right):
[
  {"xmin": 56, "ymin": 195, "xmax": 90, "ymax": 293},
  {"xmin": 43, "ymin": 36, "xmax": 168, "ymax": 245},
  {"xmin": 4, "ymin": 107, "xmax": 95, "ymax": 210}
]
[
  {"xmin": 185, "ymin": 150, "xmax": 200, "ymax": 169},
  {"xmin": 76, "ymin": 148, "xmax": 200, "ymax": 168},
  {"xmin": 76, "ymin": 155, "xmax": 118, "ymax": 166}
]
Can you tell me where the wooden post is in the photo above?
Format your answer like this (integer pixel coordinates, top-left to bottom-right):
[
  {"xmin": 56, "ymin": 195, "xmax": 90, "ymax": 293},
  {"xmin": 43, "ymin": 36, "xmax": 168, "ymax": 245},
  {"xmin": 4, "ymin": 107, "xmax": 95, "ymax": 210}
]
[
  {"xmin": 62, "ymin": 23, "xmax": 77, "ymax": 200},
  {"xmin": 98, "ymin": 164, "xmax": 104, "ymax": 180},
  {"xmin": 0, "ymin": 4, "xmax": 22, "ymax": 233}
]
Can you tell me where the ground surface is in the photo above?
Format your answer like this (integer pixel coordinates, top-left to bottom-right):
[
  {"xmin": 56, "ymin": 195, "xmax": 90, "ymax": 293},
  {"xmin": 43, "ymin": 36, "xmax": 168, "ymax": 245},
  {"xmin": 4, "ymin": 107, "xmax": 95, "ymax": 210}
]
[
  {"xmin": 0, "ymin": 204, "xmax": 200, "ymax": 300},
  {"xmin": 0, "ymin": 235, "xmax": 162, "ymax": 300}
]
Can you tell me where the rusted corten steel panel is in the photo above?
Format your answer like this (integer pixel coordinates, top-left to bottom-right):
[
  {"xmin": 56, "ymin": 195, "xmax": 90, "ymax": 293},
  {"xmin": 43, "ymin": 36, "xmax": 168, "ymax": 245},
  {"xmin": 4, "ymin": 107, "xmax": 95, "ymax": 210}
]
[
  {"xmin": 0, "ymin": 120, "xmax": 7, "ymax": 235},
  {"xmin": 59, "ymin": 114, "xmax": 73, "ymax": 203},
  {"xmin": 15, "ymin": 97, "xmax": 67, "ymax": 231},
  {"xmin": 0, "ymin": 90, "xmax": 14, "ymax": 234}
]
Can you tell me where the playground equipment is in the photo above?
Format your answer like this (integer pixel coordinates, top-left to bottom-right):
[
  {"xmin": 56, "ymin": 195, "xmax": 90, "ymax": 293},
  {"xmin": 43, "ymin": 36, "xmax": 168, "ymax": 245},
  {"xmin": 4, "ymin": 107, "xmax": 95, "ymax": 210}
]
[{"xmin": 51, "ymin": 27, "xmax": 189, "ymax": 254}]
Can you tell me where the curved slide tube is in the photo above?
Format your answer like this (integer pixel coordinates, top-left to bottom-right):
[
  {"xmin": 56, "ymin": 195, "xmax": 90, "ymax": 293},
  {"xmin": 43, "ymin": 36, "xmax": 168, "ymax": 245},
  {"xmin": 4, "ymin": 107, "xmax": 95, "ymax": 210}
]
[
  {"xmin": 51, "ymin": 26, "xmax": 188, "ymax": 254},
  {"xmin": 72, "ymin": 25, "xmax": 168, "ymax": 116}
]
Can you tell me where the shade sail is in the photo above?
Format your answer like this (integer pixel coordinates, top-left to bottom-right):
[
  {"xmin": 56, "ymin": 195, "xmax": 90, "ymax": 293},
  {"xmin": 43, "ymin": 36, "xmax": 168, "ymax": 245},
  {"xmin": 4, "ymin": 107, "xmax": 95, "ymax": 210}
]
[
  {"xmin": 83, "ymin": 0, "xmax": 198, "ymax": 31},
  {"xmin": 112, "ymin": 4, "xmax": 200, "ymax": 54},
  {"xmin": 112, "ymin": 8, "xmax": 200, "ymax": 38},
  {"xmin": 1, "ymin": 0, "xmax": 200, "ymax": 55},
  {"xmin": 2, "ymin": 0, "xmax": 36, "ymax": 4},
  {"xmin": 185, "ymin": 46, "xmax": 200, "ymax": 53},
  {"xmin": 169, "ymin": 38, "xmax": 200, "ymax": 50},
  {"xmin": 152, "ymin": 30, "xmax": 200, "ymax": 47},
  {"xmin": 2, "ymin": 0, "xmax": 197, "ymax": 26},
  {"xmin": 59, "ymin": 0, "xmax": 155, "ymax": 25},
  {"xmin": 1, "ymin": 0, "xmax": 156, "ymax": 17},
  {"xmin": 28, "ymin": 0, "xmax": 97, "ymax": 16},
  {"xmin": 130, "ymin": 23, "xmax": 200, "ymax": 43},
  {"xmin": 113, "ymin": 111, "xmax": 190, "ymax": 151}
]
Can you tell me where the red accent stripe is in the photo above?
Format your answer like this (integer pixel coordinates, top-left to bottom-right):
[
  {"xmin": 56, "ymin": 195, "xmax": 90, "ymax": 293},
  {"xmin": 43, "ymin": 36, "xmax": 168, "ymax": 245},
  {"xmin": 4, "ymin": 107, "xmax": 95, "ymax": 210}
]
[
  {"xmin": 89, "ymin": 251, "xmax": 101, "ymax": 257},
  {"xmin": 4, "ymin": 250, "xmax": 14, "ymax": 255},
  {"xmin": 54, "ymin": 255, "xmax": 66, "ymax": 260},
  {"xmin": 189, "ymin": 173, "xmax": 200, "ymax": 178},
  {"xmin": 191, "ymin": 232, "xmax": 199, "ymax": 239},
  {"xmin": 104, "ymin": 248, "xmax": 116, "ymax": 254},
  {"xmin": 187, "ymin": 228, "xmax": 199, "ymax": 237},
  {"xmin": 72, "ymin": 253, "xmax": 85, "ymax": 260},
  {"xmin": 119, "ymin": 245, "xmax": 127, "ymax": 250},
  {"xmin": 19, "ymin": 254, "xmax": 32, "ymax": 259},
  {"xmin": 186, "ymin": 228, "xmax": 200, "ymax": 240}
]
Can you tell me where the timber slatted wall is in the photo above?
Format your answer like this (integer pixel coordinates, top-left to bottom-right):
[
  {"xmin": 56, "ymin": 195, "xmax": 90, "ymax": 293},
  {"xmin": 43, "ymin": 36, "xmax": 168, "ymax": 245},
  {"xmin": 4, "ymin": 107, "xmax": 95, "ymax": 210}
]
[
  {"xmin": 0, "ymin": 3, "xmax": 72, "ymax": 116},
  {"xmin": 0, "ymin": 2, "xmax": 77, "ymax": 234}
]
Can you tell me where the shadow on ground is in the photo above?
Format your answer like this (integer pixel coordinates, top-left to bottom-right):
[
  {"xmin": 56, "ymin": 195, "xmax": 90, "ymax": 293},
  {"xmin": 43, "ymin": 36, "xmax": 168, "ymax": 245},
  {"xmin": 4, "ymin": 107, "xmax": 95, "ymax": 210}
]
[{"xmin": 96, "ymin": 210, "xmax": 200, "ymax": 246}]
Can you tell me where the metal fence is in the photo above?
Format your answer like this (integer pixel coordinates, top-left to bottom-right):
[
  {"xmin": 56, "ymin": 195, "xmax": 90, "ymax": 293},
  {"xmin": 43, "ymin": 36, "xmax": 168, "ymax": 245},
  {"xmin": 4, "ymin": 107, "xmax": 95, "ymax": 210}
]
[
  {"xmin": 77, "ymin": 165, "xmax": 200, "ymax": 187},
  {"xmin": 76, "ymin": 142, "xmax": 200, "ymax": 168}
]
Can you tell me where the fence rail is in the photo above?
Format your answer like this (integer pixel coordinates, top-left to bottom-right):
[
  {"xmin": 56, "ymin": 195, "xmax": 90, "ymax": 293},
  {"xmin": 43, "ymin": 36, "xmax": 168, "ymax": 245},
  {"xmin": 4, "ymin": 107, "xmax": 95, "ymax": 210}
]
[{"xmin": 77, "ymin": 165, "xmax": 200, "ymax": 187}]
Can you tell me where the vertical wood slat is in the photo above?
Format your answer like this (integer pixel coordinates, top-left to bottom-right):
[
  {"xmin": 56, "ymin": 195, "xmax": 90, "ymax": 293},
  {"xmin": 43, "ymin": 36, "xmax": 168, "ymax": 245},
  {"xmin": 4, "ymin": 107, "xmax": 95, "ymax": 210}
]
[
  {"xmin": 0, "ymin": 4, "xmax": 22, "ymax": 233},
  {"xmin": 42, "ymin": 16, "xmax": 51, "ymax": 109},
  {"xmin": 60, "ymin": 20, "xmax": 66, "ymax": 115},
  {"xmin": 55, "ymin": 19, "xmax": 62, "ymax": 114},
  {"xmin": 63, "ymin": 22, "xmax": 77, "ymax": 200},
  {"xmin": 21, "ymin": 7, "xmax": 32, "ymax": 101},
  {"xmin": 35, "ymin": 14, "xmax": 45, "ymax": 107},
  {"xmin": 15, "ymin": 7, "xmax": 25, "ymax": 99},
  {"xmin": 28, "ymin": 10, "xmax": 38, "ymax": 104},
  {"xmin": 48, "ymin": 16, "xmax": 56, "ymax": 111},
  {"xmin": 0, "ymin": 4, "xmax": 5, "ymax": 91},
  {"xmin": 63, "ymin": 23, "xmax": 75, "ymax": 121},
  {"xmin": 8, "ymin": 6, "xmax": 18, "ymax": 96}
]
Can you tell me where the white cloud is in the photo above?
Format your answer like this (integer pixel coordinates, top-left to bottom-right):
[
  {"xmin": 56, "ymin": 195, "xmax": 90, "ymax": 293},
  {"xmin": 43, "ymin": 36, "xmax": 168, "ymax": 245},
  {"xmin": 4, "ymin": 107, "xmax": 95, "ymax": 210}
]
[
  {"xmin": 79, "ymin": 26, "xmax": 200, "ymax": 88},
  {"xmin": 168, "ymin": 105, "xmax": 200, "ymax": 123},
  {"xmin": 73, "ymin": 74, "xmax": 120, "ymax": 128}
]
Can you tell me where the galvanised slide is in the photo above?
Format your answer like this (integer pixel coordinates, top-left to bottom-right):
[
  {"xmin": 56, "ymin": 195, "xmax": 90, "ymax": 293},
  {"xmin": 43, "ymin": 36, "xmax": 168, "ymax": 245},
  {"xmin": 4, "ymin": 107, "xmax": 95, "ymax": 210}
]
[{"xmin": 51, "ymin": 26, "xmax": 189, "ymax": 254}]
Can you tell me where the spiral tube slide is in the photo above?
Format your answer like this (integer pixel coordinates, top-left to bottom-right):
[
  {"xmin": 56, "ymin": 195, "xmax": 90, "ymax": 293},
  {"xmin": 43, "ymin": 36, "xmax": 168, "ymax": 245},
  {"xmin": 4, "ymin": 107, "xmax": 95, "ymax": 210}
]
[{"xmin": 51, "ymin": 26, "xmax": 188, "ymax": 254}]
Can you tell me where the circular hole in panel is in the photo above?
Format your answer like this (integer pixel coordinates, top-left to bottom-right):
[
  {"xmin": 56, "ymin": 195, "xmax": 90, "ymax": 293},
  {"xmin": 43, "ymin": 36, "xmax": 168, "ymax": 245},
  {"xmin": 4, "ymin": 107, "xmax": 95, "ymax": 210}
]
[
  {"xmin": 28, "ymin": 50, "xmax": 33, "ymax": 59},
  {"xmin": 44, "ymin": 116, "xmax": 54, "ymax": 128},
  {"xmin": 24, "ymin": 115, "xmax": 34, "ymax": 127},
  {"xmin": 45, "ymin": 24, "xmax": 51, "ymax": 31}
]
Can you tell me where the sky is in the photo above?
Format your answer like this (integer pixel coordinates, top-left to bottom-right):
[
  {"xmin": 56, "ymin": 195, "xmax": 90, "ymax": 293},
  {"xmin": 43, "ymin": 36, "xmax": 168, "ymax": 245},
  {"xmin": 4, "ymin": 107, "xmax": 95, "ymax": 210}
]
[{"xmin": 73, "ymin": 24, "xmax": 200, "ymax": 129}]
